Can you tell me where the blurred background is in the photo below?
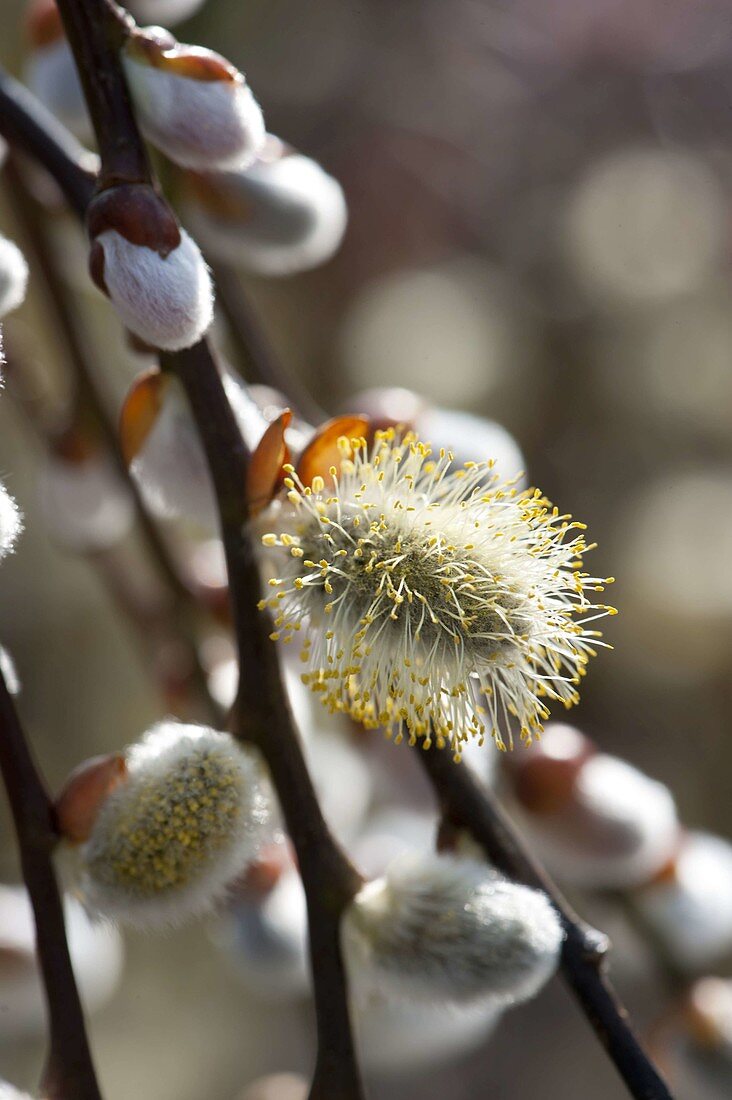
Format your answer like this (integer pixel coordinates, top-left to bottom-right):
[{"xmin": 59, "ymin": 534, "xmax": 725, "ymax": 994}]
[{"xmin": 3, "ymin": 0, "xmax": 732, "ymax": 1096}]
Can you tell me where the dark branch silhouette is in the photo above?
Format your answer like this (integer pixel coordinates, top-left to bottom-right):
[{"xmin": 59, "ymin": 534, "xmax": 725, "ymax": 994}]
[{"xmin": 0, "ymin": 670, "xmax": 103, "ymax": 1100}]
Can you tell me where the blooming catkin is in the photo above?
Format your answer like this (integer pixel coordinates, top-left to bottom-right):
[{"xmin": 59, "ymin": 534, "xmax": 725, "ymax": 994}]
[
  {"xmin": 342, "ymin": 852, "xmax": 564, "ymax": 1006},
  {"xmin": 76, "ymin": 722, "xmax": 270, "ymax": 928},
  {"xmin": 0, "ymin": 485, "xmax": 22, "ymax": 562},
  {"xmin": 262, "ymin": 429, "xmax": 614, "ymax": 752},
  {"xmin": 0, "ymin": 236, "xmax": 29, "ymax": 318}
]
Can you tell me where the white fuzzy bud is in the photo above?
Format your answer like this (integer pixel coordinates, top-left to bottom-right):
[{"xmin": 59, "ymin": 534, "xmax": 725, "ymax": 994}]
[
  {"xmin": 123, "ymin": 30, "xmax": 265, "ymax": 172},
  {"xmin": 0, "ymin": 885, "xmax": 123, "ymax": 1038},
  {"xmin": 93, "ymin": 227, "xmax": 212, "ymax": 351},
  {"xmin": 342, "ymin": 853, "xmax": 563, "ymax": 1006},
  {"xmin": 0, "ymin": 485, "xmax": 22, "ymax": 562},
  {"xmin": 669, "ymin": 978, "xmax": 732, "ymax": 1100},
  {"xmin": 182, "ymin": 142, "xmax": 347, "ymax": 275},
  {"xmin": 127, "ymin": 0, "xmax": 206, "ymax": 26},
  {"xmin": 510, "ymin": 729, "xmax": 680, "ymax": 889},
  {"xmin": 0, "ymin": 1082, "xmax": 32, "ymax": 1099},
  {"xmin": 237, "ymin": 1074, "xmax": 308, "ymax": 1100},
  {"xmin": 344, "ymin": 390, "xmax": 526, "ymax": 490},
  {"xmin": 354, "ymin": 996, "xmax": 501, "ymax": 1074},
  {"xmin": 0, "ymin": 236, "xmax": 29, "ymax": 319},
  {"xmin": 636, "ymin": 832, "xmax": 732, "ymax": 970},
  {"xmin": 75, "ymin": 722, "xmax": 270, "ymax": 928},
  {"xmin": 219, "ymin": 867, "xmax": 310, "ymax": 1001},
  {"xmin": 39, "ymin": 453, "xmax": 134, "ymax": 551},
  {"xmin": 0, "ymin": 646, "xmax": 20, "ymax": 695},
  {"xmin": 417, "ymin": 407, "xmax": 526, "ymax": 488}
]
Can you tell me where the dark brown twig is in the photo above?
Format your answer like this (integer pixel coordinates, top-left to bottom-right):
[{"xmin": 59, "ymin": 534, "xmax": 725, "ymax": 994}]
[
  {"xmin": 167, "ymin": 342, "xmax": 364, "ymax": 1099},
  {"xmin": 0, "ymin": 670, "xmax": 103, "ymax": 1100},
  {"xmin": 0, "ymin": 68, "xmax": 95, "ymax": 216}
]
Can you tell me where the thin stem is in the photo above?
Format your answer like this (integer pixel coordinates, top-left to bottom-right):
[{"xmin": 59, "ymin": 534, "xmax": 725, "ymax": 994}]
[
  {"xmin": 166, "ymin": 343, "xmax": 365, "ymax": 1100},
  {"xmin": 55, "ymin": 0, "xmax": 149, "ymax": 188},
  {"xmin": 0, "ymin": 670, "xmax": 103, "ymax": 1100},
  {"xmin": 214, "ymin": 261, "xmax": 327, "ymax": 425},
  {"xmin": 418, "ymin": 745, "xmax": 674, "ymax": 1100},
  {"xmin": 0, "ymin": 68, "xmax": 95, "ymax": 217}
]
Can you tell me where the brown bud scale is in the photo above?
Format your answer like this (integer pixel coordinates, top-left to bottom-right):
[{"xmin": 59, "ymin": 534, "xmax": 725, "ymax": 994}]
[
  {"xmin": 127, "ymin": 29, "xmax": 241, "ymax": 84},
  {"xmin": 87, "ymin": 184, "xmax": 181, "ymax": 257}
]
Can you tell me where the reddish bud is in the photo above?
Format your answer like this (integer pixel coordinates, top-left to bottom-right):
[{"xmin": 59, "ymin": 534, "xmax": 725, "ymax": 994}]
[
  {"xmin": 505, "ymin": 723, "xmax": 595, "ymax": 814},
  {"xmin": 87, "ymin": 184, "xmax": 181, "ymax": 257},
  {"xmin": 55, "ymin": 753, "xmax": 128, "ymax": 844}
]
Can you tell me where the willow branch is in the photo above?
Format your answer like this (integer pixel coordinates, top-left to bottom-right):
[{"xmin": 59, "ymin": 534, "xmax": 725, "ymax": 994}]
[
  {"xmin": 0, "ymin": 670, "xmax": 103, "ymax": 1100},
  {"xmin": 166, "ymin": 342, "xmax": 364, "ymax": 1099},
  {"xmin": 418, "ymin": 745, "xmax": 674, "ymax": 1100},
  {"xmin": 35, "ymin": 5, "xmax": 366, "ymax": 1095},
  {"xmin": 0, "ymin": 68, "xmax": 95, "ymax": 216}
]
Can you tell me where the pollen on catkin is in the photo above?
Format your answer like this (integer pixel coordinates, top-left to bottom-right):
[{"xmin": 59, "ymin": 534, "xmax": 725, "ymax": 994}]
[
  {"xmin": 261, "ymin": 430, "xmax": 615, "ymax": 753},
  {"xmin": 76, "ymin": 722, "xmax": 270, "ymax": 928},
  {"xmin": 341, "ymin": 852, "xmax": 564, "ymax": 1006}
]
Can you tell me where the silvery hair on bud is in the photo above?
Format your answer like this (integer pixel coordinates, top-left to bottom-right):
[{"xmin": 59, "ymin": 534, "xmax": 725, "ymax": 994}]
[
  {"xmin": 77, "ymin": 722, "xmax": 271, "ymax": 929},
  {"xmin": 342, "ymin": 852, "xmax": 564, "ymax": 1006},
  {"xmin": 0, "ymin": 236, "xmax": 29, "ymax": 319},
  {"xmin": 95, "ymin": 228, "xmax": 213, "ymax": 351},
  {"xmin": 127, "ymin": 0, "xmax": 206, "ymax": 26},
  {"xmin": 185, "ymin": 154, "xmax": 348, "ymax": 276},
  {"xmin": 0, "ymin": 484, "xmax": 22, "ymax": 562},
  {"xmin": 123, "ymin": 37, "xmax": 265, "ymax": 172}
]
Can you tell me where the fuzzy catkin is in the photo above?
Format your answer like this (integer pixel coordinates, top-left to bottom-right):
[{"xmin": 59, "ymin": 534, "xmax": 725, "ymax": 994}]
[
  {"xmin": 77, "ymin": 723, "xmax": 270, "ymax": 928},
  {"xmin": 95, "ymin": 228, "xmax": 213, "ymax": 351},
  {"xmin": 342, "ymin": 852, "xmax": 563, "ymax": 1006}
]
